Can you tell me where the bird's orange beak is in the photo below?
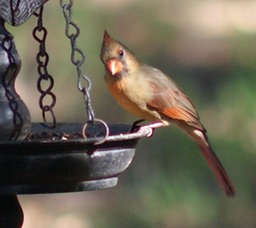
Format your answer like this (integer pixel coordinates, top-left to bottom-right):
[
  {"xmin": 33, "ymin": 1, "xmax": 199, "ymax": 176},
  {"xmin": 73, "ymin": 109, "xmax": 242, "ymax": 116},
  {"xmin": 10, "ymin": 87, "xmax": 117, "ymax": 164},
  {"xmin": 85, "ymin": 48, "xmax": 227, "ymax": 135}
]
[{"xmin": 106, "ymin": 59, "xmax": 123, "ymax": 76}]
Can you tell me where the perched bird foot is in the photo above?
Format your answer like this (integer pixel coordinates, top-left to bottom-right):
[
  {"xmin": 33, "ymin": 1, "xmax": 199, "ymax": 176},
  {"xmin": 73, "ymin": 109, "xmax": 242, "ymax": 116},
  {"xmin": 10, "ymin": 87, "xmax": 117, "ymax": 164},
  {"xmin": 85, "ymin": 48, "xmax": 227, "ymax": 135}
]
[{"xmin": 130, "ymin": 119, "xmax": 145, "ymax": 133}]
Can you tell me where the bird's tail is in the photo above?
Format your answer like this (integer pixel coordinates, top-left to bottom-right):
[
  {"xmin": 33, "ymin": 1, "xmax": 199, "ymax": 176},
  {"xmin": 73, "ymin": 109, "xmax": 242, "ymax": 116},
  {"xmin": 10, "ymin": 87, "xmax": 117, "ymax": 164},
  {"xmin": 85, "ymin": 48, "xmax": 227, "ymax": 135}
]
[{"xmin": 188, "ymin": 129, "xmax": 235, "ymax": 197}]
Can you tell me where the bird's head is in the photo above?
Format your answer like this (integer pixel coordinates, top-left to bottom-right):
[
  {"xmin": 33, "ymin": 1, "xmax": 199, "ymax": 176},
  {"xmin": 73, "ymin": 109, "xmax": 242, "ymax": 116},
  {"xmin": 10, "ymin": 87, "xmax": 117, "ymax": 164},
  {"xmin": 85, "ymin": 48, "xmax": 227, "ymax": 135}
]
[{"xmin": 100, "ymin": 31, "xmax": 139, "ymax": 77}]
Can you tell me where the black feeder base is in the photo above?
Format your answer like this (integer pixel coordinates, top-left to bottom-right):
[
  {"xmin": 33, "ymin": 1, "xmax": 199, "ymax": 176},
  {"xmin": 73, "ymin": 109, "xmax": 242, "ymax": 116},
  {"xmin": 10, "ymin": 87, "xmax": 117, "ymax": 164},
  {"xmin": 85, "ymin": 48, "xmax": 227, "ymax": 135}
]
[
  {"xmin": 0, "ymin": 123, "xmax": 153, "ymax": 227},
  {"xmin": 0, "ymin": 123, "xmax": 149, "ymax": 194}
]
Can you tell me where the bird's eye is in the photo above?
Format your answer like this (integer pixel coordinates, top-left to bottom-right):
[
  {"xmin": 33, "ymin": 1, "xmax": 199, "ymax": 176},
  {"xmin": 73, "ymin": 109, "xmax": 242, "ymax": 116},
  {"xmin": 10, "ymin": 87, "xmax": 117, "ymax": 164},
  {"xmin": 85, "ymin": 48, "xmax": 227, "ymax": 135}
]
[{"xmin": 118, "ymin": 49, "xmax": 124, "ymax": 57}]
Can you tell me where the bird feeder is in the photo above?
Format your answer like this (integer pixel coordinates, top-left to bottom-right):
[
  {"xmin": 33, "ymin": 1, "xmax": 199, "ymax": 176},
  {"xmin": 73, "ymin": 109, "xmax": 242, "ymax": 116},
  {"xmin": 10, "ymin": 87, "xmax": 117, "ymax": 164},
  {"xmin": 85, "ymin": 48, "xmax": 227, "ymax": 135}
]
[{"xmin": 0, "ymin": 0, "xmax": 162, "ymax": 227}]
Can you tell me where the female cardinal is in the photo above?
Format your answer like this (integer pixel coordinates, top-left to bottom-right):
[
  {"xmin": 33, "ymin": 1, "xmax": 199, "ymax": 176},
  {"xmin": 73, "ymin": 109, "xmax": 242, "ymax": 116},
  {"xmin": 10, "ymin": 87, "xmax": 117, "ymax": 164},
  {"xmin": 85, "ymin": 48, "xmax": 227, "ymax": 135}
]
[{"xmin": 100, "ymin": 31, "xmax": 235, "ymax": 197}]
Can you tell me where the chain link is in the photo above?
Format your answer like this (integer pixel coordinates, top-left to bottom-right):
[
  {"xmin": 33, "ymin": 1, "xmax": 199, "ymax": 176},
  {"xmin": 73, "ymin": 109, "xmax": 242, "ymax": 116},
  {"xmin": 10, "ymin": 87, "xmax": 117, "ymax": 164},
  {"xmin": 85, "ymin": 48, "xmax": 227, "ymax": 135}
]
[
  {"xmin": 33, "ymin": 6, "xmax": 56, "ymax": 128},
  {"xmin": 2, "ymin": 33, "xmax": 23, "ymax": 139},
  {"xmin": 60, "ymin": 0, "xmax": 95, "ymax": 123},
  {"xmin": 10, "ymin": 0, "xmax": 21, "ymax": 25}
]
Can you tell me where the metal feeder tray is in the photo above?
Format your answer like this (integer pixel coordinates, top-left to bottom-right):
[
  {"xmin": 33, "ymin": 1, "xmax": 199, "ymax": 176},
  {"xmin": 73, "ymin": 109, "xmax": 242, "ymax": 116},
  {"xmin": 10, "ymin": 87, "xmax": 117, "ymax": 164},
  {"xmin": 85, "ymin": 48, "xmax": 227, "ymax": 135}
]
[{"xmin": 0, "ymin": 122, "xmax": 154, "ymax": 194}]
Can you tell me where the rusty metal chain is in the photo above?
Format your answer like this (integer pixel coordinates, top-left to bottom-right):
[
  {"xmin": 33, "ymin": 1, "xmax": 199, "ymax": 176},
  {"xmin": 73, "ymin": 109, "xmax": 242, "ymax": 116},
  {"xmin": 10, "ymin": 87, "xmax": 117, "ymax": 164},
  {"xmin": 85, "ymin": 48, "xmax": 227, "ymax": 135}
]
[
  {"xmin": 33, "ymin": 6, "xmax": 57, "ymax": 128},
  {"xmin": 10, "ymin": 0, "xmax": 21, "ymax": 25},
  {"xmin": 2, "ymin": 33, "xmax": 23, "ymax": 139},
  {"xmin": 60, "ymin": 0, "xmax": 95, "ymax": 123},
  {"xmin": 60, "ymin": 0, "xmax": 109, "ymax": 143}
]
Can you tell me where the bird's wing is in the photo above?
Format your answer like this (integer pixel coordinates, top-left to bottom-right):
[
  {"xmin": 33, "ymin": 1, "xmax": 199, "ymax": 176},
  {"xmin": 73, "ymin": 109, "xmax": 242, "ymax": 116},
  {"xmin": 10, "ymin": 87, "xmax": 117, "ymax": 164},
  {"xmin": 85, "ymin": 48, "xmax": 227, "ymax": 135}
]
[{"xmin": 143, "ymin": 67, "xmax": 205, "ymax": 131}]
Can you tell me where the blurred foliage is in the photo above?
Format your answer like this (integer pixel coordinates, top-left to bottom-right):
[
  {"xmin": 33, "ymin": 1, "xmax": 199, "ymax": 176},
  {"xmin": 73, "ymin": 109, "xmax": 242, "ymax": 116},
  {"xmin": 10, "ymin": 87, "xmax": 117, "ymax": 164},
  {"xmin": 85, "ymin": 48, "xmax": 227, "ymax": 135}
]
[{"xmin": 7, "ymin": 0, "xmax": 256, "ymax": 227}]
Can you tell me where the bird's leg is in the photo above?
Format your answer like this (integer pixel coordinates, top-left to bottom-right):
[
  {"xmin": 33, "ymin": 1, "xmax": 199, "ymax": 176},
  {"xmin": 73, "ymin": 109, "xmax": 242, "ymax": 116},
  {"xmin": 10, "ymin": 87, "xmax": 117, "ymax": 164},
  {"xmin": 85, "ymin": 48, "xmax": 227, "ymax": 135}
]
[{"xmin": 130, "ymin": 119, "xmax": 145, "ymax": 132}]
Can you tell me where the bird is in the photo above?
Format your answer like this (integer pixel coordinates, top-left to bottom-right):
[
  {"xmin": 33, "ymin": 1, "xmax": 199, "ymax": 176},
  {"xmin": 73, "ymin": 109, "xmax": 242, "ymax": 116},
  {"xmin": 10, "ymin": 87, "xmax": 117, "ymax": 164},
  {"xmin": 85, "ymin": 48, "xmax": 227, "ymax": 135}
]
[{"xmin": 100, "ymin": 30, "xmax": 235, "ymax": 197}]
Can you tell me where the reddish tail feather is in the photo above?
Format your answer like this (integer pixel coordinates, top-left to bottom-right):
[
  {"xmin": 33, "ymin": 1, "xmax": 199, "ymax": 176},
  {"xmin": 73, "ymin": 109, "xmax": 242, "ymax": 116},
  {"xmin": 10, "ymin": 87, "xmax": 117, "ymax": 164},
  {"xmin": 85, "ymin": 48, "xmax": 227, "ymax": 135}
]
[{"xmin": 192, "ymin": 129, "xmax": 235, "ymax": 197}]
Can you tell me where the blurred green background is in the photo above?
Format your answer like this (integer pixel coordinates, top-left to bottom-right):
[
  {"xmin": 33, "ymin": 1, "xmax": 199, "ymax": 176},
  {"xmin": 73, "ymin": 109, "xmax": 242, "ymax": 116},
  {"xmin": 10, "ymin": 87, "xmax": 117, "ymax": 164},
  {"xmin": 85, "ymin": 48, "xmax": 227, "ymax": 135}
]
[{"xmin": 6, "ymin": 0, "xmax": 256, "ymax": 227}]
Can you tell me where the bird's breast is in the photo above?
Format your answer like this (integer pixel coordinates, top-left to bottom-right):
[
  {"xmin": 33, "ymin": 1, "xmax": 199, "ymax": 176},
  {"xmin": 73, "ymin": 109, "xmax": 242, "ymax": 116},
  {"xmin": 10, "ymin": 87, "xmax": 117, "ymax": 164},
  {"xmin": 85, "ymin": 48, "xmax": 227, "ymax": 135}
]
[{"xmin": 105, "ymin": 73, "xmax": 161, "ymax": 120}]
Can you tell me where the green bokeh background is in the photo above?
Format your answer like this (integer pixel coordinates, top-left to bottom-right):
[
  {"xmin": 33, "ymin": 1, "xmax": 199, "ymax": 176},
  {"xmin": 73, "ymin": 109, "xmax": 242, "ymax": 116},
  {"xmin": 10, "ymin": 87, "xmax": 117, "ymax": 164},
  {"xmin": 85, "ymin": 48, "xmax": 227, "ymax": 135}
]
[{"xmin": 7, "ymin": 0, "xmax": 256, "ymax": 227}]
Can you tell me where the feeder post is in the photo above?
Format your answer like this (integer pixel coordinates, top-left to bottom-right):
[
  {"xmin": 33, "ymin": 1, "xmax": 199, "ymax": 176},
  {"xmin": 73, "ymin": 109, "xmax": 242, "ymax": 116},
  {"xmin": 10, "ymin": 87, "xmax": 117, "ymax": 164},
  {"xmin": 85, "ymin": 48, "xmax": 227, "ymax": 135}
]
[
  {"xmin": 0, "ymin": 17, "xmax": 30, "ymax": 228},
  {"xmin": 0, "ymin": 195, "xmax": 23, "ymax": 227}
]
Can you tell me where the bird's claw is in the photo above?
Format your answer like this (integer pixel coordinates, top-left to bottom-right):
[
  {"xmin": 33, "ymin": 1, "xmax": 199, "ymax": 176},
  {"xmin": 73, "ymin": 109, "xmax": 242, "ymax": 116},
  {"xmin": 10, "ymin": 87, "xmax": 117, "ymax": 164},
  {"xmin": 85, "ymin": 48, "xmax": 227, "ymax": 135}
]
[{"xmin": 130, "ymin": 119, "xmax": 145, "ymax": 133}]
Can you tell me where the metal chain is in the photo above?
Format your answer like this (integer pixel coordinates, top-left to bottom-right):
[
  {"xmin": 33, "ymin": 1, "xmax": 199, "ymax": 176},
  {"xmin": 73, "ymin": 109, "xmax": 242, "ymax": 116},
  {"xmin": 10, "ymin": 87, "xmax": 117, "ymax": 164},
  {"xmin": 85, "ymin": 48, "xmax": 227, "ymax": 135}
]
[
  {"xmin": 60, "ymin": 0, "xmax": 95, "ymax": 123},
  {"xmin": 10, "ymin": 0, "xmax": 21, "ymax": 25},
  {"xmin": 2, "ymin": 33, "xmax": 23, "ymax": 139},
  {"xmin": 33, "ymin": 6, "xmax": 57, "ymax": 128},
  {"xmin": 59, "ymin": 0, "xmax": 110, "ymax": 143}
]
